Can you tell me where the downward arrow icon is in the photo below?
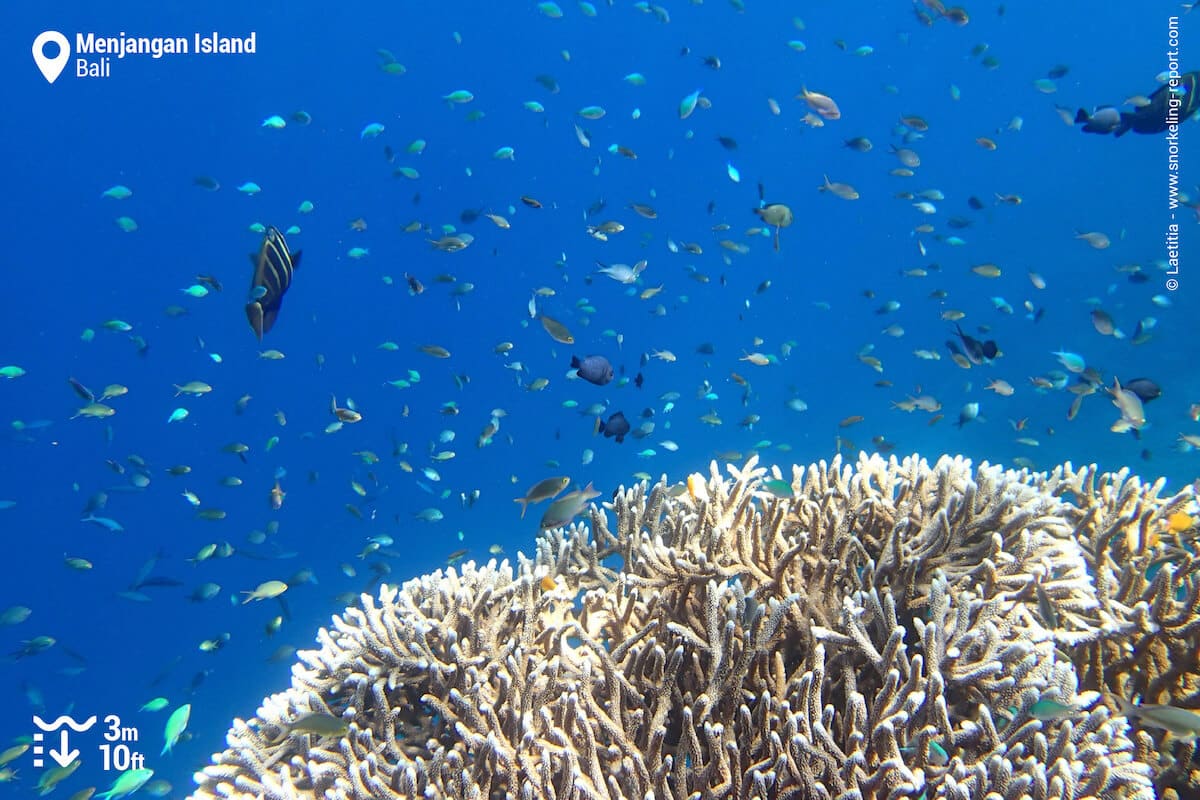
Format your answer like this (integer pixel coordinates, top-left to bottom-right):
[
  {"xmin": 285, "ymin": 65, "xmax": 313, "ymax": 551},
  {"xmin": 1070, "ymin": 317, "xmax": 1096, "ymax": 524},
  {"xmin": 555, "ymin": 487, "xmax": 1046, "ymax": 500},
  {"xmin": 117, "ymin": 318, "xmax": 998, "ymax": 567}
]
[{"xmin": 49, "ymin": 729, "xmax": 78, "ymax": 768}]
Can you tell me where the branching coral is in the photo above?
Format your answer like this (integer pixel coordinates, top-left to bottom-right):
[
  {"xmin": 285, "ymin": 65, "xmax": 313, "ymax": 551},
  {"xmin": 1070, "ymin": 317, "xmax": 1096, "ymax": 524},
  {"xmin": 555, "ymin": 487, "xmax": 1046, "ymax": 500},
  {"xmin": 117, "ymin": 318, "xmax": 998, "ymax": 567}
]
[
  {"xmin": 1036, "ymin": 463, "xmax": 1200, "ymax": 792},
  {"xmin": 192, "ymin": 453, "xmax": 1195, "ymax": 800}
]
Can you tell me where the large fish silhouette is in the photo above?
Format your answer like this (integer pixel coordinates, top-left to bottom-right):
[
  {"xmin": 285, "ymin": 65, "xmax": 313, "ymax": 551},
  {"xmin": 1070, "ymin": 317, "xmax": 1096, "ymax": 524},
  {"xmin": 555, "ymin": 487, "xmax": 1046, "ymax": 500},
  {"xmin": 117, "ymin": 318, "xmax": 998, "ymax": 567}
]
[
  {"xmin": 245, "ymin": 226, "xmax": 300, "ymax": 340},
  {"xmin": 1076, "ymin": 71, "xmax": 1200, "ymax": 136}
]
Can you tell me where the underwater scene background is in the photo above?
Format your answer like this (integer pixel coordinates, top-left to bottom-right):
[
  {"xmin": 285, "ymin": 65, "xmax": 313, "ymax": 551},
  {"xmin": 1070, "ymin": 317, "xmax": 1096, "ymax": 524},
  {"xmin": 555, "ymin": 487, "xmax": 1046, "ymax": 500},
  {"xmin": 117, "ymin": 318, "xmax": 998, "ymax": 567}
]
[{"xmin": 3, "ymin": 0, "xmax": 1199, "ymax": 797}]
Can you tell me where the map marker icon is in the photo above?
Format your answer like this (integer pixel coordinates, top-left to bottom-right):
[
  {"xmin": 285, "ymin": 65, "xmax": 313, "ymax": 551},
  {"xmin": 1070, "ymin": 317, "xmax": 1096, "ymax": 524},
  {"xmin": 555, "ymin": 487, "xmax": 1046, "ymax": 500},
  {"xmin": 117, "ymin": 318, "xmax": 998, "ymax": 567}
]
[{"xmin": 32, "ymin": 31, "xmax": 70, "ymax": 84}]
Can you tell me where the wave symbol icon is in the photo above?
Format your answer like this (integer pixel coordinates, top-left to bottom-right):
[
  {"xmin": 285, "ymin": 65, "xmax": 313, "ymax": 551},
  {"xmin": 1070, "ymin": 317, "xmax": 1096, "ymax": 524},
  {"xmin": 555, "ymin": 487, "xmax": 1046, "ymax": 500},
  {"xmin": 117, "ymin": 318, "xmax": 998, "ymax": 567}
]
[{"xmin": 32, "ymin": 715, "xmax": 97, "ymax": 732}]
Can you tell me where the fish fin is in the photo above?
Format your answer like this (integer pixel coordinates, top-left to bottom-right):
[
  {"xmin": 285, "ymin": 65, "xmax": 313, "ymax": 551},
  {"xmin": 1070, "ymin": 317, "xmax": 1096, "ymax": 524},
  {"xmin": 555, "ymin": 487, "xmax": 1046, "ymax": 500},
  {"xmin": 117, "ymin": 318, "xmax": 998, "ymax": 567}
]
[
  {"xmin": 261, "ymin": 304, "xmax": 279, "ymax": 333},
  {"xmin": 246, "ymin": 302, "xmax": 265, "ymax": 341},
  {"xmin": 290, "ymin": 250, "xmax": 302, "ymax": 269},
  {"xmin": 615, "ymin": 433, "xmax": 625, "ymax": 443},
  {"xmin": 514, "ymin": 497, "xmax": 528, "ymax": 519},
  {"xmin": 570, "ymin": 355, "xmax": 581, "ymax": 369},
  {"xmin": 1074, "ymin": 108, "xmax": 1089, "ymax": 124}
]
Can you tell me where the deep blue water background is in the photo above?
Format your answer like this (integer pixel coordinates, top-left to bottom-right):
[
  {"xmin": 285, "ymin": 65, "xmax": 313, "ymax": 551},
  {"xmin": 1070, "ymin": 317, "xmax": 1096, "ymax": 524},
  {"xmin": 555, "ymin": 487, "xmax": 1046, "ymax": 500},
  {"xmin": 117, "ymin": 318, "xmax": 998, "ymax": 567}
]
[{"xmin": 2, "ymin": 1, "xmax": 1199, "ymax": 796}]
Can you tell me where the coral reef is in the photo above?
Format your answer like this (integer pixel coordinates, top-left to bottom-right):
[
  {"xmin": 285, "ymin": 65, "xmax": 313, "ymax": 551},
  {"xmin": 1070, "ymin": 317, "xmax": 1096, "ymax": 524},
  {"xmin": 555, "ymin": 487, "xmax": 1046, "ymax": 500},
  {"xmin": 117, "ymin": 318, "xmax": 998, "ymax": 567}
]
[
  {"xmin": 191, "ymin": 453, "xmax": 1200, "ymax": 800},
  {"xmin": 1043, "ymin": 463, "xmax": 1200, "ymax": 793}
]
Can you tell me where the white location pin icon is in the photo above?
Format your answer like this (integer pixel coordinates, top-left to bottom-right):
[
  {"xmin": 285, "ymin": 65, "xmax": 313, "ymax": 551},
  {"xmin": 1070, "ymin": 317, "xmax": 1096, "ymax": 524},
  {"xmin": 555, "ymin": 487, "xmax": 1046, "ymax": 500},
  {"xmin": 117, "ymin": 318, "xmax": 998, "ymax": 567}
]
[{"xmin": 32, "ymin": 31, "xmax": 70, "ymax": 84}]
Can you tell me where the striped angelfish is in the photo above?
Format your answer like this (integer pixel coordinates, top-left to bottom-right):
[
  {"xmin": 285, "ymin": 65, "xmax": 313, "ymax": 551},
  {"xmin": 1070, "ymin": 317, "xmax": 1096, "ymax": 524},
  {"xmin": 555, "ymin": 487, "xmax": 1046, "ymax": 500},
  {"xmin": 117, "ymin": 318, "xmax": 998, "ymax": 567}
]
[{"xmin": 245, "ymin": 226, "xmax": 301, "ymax": 340}]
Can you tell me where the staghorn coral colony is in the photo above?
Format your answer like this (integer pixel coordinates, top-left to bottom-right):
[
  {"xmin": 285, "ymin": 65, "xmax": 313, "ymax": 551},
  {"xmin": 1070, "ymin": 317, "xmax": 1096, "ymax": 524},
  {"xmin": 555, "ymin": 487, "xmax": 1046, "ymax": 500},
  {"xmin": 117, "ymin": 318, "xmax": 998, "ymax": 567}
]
[{"xmin": 190, "ymin": 453, "xmax": 1200, "ymax": 800}]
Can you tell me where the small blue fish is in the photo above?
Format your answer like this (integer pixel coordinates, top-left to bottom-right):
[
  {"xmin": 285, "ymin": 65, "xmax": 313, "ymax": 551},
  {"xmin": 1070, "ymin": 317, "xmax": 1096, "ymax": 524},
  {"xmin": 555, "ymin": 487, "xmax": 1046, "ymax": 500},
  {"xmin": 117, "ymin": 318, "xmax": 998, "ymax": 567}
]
[
  {"xmin": 1051, "ymin": 350, "xmax": 1085, "ymax": 373},
  {"xmin": 762, "ymin": 479, "xmax": 792, "ymax": 498},
  {"xmin": 679, "ymin": 88, "xmax": 703, "ymax": 119},
  {"xmin": 1111, "ymin": 695, "xmax": 1200, "ymax": 740},
  {"xmin": 162, "ymin": 704, "xmax": 191, "ymax": 755},
  {"xmin": 360, "ymin": 122, "xmax": 386, "ymax": 140},
  {"xmin": 81, "ymin": 514, "xmax": 124, "ymax": 532},
  {"xmin": 97, "ymin": 768, "xmax": 154, "ymax": 800},
  {"xmin": 900, "ymin": 739, "xmax": 948, "ymax": 766},
  {"xmin": 1030, "ymin": 697, "xmax": 1079, "ymax": 720}
]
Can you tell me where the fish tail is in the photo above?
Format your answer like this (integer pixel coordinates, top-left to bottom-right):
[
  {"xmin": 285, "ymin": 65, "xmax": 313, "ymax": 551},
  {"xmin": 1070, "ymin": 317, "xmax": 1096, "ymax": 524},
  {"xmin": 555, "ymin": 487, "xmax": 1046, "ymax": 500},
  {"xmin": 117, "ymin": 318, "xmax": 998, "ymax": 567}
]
[
  {"xmin": 1074, "ymin": 108, "xmax": 1089, "ymax": 124},
  {"xmin": 1108, "ymin": 694, "xmax": 1137, "ymax": 718},
  {"xmin": 514, "ymin": 497, "xmax": 528, "ymax": 519}
]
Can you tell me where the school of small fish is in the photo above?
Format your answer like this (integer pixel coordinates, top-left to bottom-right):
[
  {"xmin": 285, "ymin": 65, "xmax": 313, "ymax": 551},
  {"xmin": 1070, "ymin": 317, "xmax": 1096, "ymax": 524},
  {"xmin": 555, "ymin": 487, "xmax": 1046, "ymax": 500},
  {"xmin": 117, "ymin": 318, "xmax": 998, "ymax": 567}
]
[{"xmin": 3, "ymin": 2, "xmax": 1200, "ymax": 796}]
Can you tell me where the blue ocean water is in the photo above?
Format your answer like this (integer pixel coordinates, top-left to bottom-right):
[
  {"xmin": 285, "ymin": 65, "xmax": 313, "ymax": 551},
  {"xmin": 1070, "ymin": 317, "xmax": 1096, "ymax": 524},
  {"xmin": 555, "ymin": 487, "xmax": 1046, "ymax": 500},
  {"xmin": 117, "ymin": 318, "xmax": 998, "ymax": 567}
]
[{"xmin": 2, "ymin": 0, "xmax": 1198, "ymax": 795}]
